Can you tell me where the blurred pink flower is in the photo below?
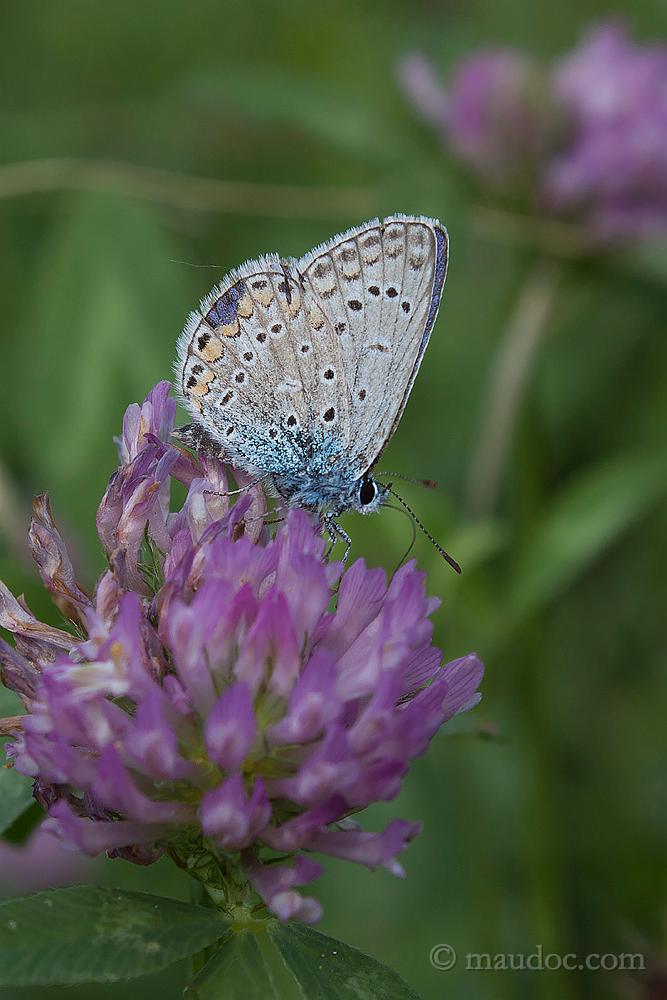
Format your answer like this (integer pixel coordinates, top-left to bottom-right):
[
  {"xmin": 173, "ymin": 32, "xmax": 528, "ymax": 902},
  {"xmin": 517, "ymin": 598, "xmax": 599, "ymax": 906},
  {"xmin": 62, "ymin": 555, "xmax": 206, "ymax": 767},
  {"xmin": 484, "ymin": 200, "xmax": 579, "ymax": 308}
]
[
  {"xmin": 399, "ymin": 22, "xmax": 667, "ymax": 241},
  {"xmin": 545, "ymin": 23, "xmax": 667, "ymax": 237},
  {"xmin": 400, "ymin": 49, "xmax": 561, "ymax": 188}
]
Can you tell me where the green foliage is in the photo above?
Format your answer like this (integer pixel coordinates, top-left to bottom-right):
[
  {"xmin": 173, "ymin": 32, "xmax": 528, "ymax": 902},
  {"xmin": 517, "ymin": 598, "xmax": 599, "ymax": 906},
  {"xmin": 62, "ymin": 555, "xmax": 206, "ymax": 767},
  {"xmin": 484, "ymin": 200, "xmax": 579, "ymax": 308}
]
[
  {"xmin": 187, "ymin": 921, "xmax": 422, "ymax": 999},
  {"xmin": 267, "ymin": 922, "xmax": 422, "ymax": 999},
  {"xmin": 0, "ymin": 688, "xmax": 21, "ymax": 718},
  {"xmin": 0, "ymin": 887, "xmax": 228, "ymax": 985},
  {"xmin": 185, "ymin": 65, "xmax": 404, "ymax": 166},
  {"xmin": 186, "ymin": 930, "xmax": 282, "ymax": 999},
  {"xmin": 504, "ymin": 447, "xmax": 667, "ymax": 636},
  {"xmin": 0, "ymin": 803, "xmax": 42, "ymax": 847},
  {"xmin": 0, "ymin": 768, "xmax": 34, "ymax": 839},
  {"xmin": 0, "ymin": 890, "xmax": 421, "ymax": 997},
  {"xmin": 6, "ymin": 192, "xmax": 191, "ymax": 563},
  {"xmin": 0, "ymin": 687, "xmax": 35, "ymax": 843},
  {"xmin": 0, "ymin": 770, "xmax": 35, "ymax": 841}
]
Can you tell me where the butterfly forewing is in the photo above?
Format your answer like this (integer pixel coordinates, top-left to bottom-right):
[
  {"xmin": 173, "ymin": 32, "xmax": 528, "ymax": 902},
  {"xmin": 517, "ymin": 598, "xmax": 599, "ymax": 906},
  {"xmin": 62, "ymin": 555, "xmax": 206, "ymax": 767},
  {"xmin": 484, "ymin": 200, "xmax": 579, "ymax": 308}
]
[
  {"xmin": 299, "ymin": 214, "xmax": 447, "ymax": 476},
  {"xmin": 176, "ymin": 214, "xmax": 447, "ymax": 486},
  {"xmin": 176, "ymin": 257, "xmax": 351, "ymax": 475}
]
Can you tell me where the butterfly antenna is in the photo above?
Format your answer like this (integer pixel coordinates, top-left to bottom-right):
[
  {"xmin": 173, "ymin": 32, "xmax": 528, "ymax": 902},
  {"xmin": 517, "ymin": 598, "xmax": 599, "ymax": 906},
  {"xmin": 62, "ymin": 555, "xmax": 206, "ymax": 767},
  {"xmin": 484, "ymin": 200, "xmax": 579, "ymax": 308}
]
[
  {"xmin": 167, "ymin": 259, "xmax": 222, "ymax": 268},
  {"xmin": 384, "ymin": 485, "xmax": 462, "ymax": 574},
  {"xmin": 375, "ymin": 472, "xmax": 438, "ymax": 490}
]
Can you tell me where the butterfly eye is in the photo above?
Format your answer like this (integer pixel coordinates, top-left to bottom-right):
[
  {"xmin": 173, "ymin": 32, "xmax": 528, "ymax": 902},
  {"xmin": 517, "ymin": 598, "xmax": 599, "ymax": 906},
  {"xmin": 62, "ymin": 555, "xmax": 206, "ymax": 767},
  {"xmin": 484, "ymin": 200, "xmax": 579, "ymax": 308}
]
[{"xmin": 359, "ymin": 478, "xmax": 377, "ymax": 506}]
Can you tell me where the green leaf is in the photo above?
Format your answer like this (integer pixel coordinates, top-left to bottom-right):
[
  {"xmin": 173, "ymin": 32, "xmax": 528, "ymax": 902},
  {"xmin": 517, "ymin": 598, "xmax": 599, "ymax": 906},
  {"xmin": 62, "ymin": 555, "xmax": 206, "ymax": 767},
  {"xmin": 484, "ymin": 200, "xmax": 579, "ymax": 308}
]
[
  {"xmin": 0, "ymin": 686, "xmax": 40, "ymax": 844},
  {"xmin": 0, "ymin": 685, "xmax": 21, "ymax": 718},
  {"xmin": 1, "ymin": 801, "xmax": 43, "ymax": 845},
  {"xmin": 506, "ymin": 448, "xmax": 667, "ymax": 628},
  {"xmin": 0, "ymin": 764, "xmax": 35, "ymax": 837},
  {"xmin": 268, "ymin": 921, "xmax": 422, "ymax": 999},
  {"xmin": 186, "ymin": 929, "xmax": 282, "ymax": 999},
  {"xmin": 0, "ymin": 886, "xmax": 229, "ymax": 986}
]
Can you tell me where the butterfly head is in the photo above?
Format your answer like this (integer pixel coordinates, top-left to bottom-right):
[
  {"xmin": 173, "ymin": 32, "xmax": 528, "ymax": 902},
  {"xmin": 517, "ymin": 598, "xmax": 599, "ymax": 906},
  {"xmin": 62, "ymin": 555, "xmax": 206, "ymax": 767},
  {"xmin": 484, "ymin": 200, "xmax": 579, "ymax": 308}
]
[{"xmin": 350, "ymin": 474, "xmax": 387, "ymax": 516}]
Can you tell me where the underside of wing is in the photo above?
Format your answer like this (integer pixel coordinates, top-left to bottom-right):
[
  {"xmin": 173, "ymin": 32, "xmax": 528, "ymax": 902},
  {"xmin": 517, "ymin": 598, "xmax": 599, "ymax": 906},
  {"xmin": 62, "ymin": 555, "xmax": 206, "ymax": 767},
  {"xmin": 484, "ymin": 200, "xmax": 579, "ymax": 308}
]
[
  {"xmin": 297, "ymin": 213, "xmax": 448, "ymax": 477},
  {"xmin": 175, "ymin": 254, "xmax": 352, "ymax": 476}
]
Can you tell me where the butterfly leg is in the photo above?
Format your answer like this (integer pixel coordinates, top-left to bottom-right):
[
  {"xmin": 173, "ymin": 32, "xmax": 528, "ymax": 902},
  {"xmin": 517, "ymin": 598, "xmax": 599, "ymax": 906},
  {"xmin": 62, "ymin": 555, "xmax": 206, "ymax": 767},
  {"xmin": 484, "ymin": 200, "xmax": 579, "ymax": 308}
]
[
  {"xmin": 337, "ymin": 524, "xmax": 352, "ymax": 564},
  {"xmin": 323, "ymin": 516, "xmax": 352, "ymax": 563},
  {"xmin": 242, "ymin": 506, "xmax": 285, "ymax": 526},
  {"xmin": 324, "ymin": 519, "xmax": 337, "ymax": 559}
]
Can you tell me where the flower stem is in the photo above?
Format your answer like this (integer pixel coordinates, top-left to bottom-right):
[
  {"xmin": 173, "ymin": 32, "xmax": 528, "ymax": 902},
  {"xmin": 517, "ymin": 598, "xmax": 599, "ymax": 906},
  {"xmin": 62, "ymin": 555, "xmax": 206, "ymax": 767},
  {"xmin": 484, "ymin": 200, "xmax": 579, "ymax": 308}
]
[
  {"xmin": 188, "ymin": 879, "xmax": 221, "ymax": 978},
  {"xmin": 0, "ymin": 158, "xmax": 373, "ymax": 221},
  {"xmin": 472, "ymin": 204, "xmax": 594, "ymax": 258},
  {"xmin": 464, "ymin": 258, "xmax": 560, "ymax": 517}
]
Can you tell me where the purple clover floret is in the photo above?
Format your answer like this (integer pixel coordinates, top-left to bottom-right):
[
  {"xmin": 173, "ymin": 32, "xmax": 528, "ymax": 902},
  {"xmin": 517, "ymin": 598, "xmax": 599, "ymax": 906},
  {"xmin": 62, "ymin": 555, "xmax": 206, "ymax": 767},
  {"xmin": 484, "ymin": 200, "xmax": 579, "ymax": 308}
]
[
  {"xmin": 399, "ymin": 49, "xmax": 561, "ymax": 189},
  {"xmin": 0, "ymin": 382, "xmax": 483, "ymax": 922},
  {"xmin": 399, "ymin": 21, "xmax": 667, "ymax": 241},
  {"xmin": 544, "ymin": 24, "xmax": 667, "ymax": 237}
]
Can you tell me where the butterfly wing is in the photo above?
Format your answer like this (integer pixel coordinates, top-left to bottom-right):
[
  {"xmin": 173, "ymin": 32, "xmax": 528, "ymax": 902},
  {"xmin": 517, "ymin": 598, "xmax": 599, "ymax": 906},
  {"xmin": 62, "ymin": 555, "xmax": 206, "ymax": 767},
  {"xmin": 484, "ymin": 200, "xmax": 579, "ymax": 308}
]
[
  {"xmin": 176, "ymin": 214, "xmax": 447, "ymax": 484},
  {"xmin": 298, "ymin": 214, "xmax": 448, "ymax": 477},
  {"xmin": 175, "ymin": 254, "xmax": 353, "ymax": 476}
]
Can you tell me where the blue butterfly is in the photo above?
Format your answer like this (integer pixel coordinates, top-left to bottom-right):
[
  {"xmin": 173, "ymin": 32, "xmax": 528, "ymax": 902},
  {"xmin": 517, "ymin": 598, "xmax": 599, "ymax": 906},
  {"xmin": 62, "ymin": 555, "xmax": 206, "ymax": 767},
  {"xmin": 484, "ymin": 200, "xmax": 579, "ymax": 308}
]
[{"xmin": 175, "ymin": 214, "xmax": 458, "ymax": 569}]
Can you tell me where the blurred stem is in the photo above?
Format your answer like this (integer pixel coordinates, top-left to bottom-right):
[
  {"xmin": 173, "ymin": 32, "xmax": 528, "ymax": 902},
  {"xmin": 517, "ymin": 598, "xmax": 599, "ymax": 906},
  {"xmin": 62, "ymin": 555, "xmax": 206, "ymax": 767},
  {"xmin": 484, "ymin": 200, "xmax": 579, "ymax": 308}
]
[
  {"xmin": 472, "ymin": 205, "xmax": 593, "ymax": 259},
  {"xmin": 465, "ymin": 258, "xmax": 560, "ymax": 517},
  {"xmin": 188, "ymin": 879, "xmax": 220, "ymax": 979},
  {"xmin": 0, "ymin": 158, "xmax": 374, "ymax": 221}
]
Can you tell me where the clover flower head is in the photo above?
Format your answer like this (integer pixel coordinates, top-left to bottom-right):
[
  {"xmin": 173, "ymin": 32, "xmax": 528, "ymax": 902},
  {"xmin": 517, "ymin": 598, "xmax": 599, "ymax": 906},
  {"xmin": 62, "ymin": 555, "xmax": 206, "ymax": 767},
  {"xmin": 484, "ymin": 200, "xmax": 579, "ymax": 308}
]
[{"xmin": 0, "ymin": 382, "xmax": 483, "ymax": 922}]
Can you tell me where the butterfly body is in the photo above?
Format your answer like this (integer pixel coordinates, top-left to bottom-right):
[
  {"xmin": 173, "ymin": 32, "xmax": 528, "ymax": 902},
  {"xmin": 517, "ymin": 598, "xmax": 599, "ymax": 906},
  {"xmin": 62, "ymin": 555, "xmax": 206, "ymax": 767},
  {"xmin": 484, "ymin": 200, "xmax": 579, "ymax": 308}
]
[
  {"xmin": 272, "ymin": 467, "xmax": 383, "ymax": 517},
  {"xmin": 175, "ymin": 214, "xmax": 448, "ymax": 523}
]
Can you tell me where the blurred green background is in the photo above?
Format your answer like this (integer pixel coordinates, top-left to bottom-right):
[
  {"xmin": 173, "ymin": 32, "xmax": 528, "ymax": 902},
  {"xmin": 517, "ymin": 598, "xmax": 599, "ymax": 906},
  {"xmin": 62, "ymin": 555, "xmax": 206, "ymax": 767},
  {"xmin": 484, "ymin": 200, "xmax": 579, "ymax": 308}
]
[{"xmin": 1, "ymin": 1, "xmax": 666, "ymax": 998}]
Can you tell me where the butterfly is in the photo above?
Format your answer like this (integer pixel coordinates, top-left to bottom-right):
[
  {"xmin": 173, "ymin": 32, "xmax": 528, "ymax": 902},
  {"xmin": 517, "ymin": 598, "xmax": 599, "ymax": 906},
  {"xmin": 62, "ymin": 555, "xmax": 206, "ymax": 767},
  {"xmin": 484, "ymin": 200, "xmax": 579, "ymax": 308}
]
[{"xmin": 174, "ymin": 213, "xmax": 457, "ymax": 566}]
